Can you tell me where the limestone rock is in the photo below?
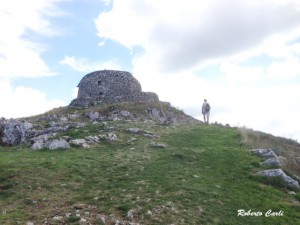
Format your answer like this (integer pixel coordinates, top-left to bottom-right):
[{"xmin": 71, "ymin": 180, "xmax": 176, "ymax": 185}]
[
  {"xmin": 98, "ymin": 133, "xmax": 118, "ymax": 142},
  {"xmin": 74, "ymin": 203, "xmax": 87, "ymax": 209},
  {"xmin": 147, "ymin": 108, "xmax": 166, "ymax": 119},
  {"xmin": 250, "ymin": 148, "xmax": 277, "ymax": 159},
  {"xmin": 127, "ymin": 209, "xmax": 135, "ymax": 219},
  {"xmin": 68, "ymin": 113, "xmax": 80, "ymax": 120},
  {"xmin": 150, "ymin": 142, "xmax": 166, "ymax": 148},
  {"xmin": 85, "ymin": 111, "xmax": 100, "ymax": 121},
  {"xmin": 70, "ymin": 139, "xmax": 87, "ymax": 146},
  {"xmin": 126, "ymin": 128, "xmax": 141, "ymax": 134},
  {"xmin": 31, "ymin": 140, "xmax": 44, "ymax": 150},
  {"xmin": 256, "ymin": 169, "xmax": 299, "ymax": 190},
  {"xmin": 260, "ymin": 157, "xmax": 281, "ymax": 167},
  {"xmin": 0, "ymin": 119, "xmax": 33, "ymax": 145},
  {"xmin": 45, "ymin": 139, "xmax": 70, "ymax": 150}
]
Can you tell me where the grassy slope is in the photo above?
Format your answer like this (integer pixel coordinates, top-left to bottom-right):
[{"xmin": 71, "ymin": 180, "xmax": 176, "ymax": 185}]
[{"xmin": 0, "ymin": 122, "xmax": 300, "ymax": 224}]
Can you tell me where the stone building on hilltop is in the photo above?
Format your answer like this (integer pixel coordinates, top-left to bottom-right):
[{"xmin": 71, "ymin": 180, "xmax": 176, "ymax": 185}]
[{"xmin": 69, "ymin": 70, "xmax": 159, "ymax": 107}]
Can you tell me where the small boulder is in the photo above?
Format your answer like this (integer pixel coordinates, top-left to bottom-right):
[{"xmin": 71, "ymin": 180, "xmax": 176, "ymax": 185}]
[
  {"xmin": 260, "ymin": 157, "xmax": 281, "ymax": 167},
  {"xmin": 85, "ymin": 111, "xmax": 100, "ymax": 121},
  {"xmin": 126, "ymin": 128, "xmax": 141, "ymax": 134},
  {"xmin": 0, "ymin": 119, "xmax": 33, "ymax": 145},
  {"xmin": 74, "ymin": 203, "xmax": 87, "ymax": 209},
  {"xmin": 31, "ymin": 140, "xmax": 44, "ymax": 150},
  {"xmin": 250, "ymin": 149, "xmax": 277, "ymax": 159},
  {"xmin": 45, "ymin": 139, "xmax": 70, "ymax": 150},
  {"xmin": 68, "ymin": 114, "xmax": 80, "ymax": 120},
  {"xmin": 256, "ymin": 169, "xmax": 299, "ymax": 190},
  {"xmin": 70, "ymin": 139, "xmax": 87, "ymax": 146},
  {"xmin": 150, "ymin": 142, "xmax": 166, "ymax": 148}
]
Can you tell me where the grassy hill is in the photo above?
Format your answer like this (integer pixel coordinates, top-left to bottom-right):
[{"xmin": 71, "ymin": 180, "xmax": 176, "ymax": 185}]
[{"xmin": 0, "ymin": 104, "xmax": 300, "ymax": 224}]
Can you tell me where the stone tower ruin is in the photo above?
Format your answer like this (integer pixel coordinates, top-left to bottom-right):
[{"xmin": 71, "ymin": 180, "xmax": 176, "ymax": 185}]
[{"xmin": 69, "ymin": 70, "xmax": 159, "ymax": 107}]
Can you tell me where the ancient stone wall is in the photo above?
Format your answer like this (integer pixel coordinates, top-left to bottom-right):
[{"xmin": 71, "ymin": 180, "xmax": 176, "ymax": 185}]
[{"xmin": 70, "ymin": 70, "xmax": 159, "ymax": 107}]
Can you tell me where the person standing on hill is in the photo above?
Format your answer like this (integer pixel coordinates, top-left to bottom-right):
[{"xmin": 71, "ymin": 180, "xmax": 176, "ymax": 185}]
[{"xmin": 202, "ymin": 99, "xmax": 211, "ymax": 124}]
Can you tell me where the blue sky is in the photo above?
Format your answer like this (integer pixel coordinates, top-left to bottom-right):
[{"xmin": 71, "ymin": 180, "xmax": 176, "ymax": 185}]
[{"xmin": 1, "ymin": 0, "xmax": 300, "ymax": 141}]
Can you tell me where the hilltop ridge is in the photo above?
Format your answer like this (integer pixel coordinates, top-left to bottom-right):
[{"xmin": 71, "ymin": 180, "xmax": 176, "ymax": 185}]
[{"xmin": 0, "ymin": 101, "xmax": 198, "ymax": 146}]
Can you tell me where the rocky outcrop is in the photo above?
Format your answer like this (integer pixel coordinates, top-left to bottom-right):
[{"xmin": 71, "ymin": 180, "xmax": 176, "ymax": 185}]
[
  {"xmin": 0, "ymin": 101, "xmax": 198, "ymax": 147},
  {"xmin": 251, "ymin": 148, "xmax": 299, "ymax": 190},
  {"xmin": 0, "ymin": 118, "xmax": 33, "ymax": 145},
  {"xmin": 250, "ymin": 148, "xmax": 281, "ymax": 167},
  {"xmin": 70, "ymin": 133, "xmax": 118, "ymax": 148},
  {"xmin": 69, "ymin": 70, "xmax": 159, "ymax": 107},
  {"xmin": 256, "ymin": 169, "xmax": 299, "ymax": 190}
]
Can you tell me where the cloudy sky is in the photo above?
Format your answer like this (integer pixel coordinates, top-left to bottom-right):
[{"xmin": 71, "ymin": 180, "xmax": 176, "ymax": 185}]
[{"xmin": 1, "ymin": 0, "xmax": 300, "ymax": 141}]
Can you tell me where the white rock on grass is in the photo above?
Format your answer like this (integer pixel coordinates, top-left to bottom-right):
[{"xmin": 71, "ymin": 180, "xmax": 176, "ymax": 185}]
[
  {"xmin": 45, "ymin": 139, "xmax": 70, "ymax": 150},
  {"xmin": 150, "ymin": 142, "xmax": 166, "ymax": 148},
  {"xmin": 250, "ymin": 148, "xmax": 277, "ymax": 159},
  {"xmin": 31, "ymin": 140, "xmax": 44, "ymax": 150},
  {"xmin": 256, "ymin": 169, "xmax": 299, "ymax": 190}
]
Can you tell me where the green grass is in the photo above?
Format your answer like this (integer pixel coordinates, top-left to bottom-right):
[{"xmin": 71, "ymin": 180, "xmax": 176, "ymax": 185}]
[{"xmin": 0, "ymin": 123, "xmax": 299, "ymax": 224}]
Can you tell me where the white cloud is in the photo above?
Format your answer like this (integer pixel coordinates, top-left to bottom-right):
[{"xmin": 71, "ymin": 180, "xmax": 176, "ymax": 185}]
[
  {"xmin": 0, "ymin": 0, "xmax": 66, "ymax": 79},
  {"xmin": 60, "ymin": 56, "xmax": 121, "ymax": 72},
  {"xmin": 96, "ymin": 0, "xmax": 300, "ymax": 141},
  {"xmin": 0, "ymin": 80, "xmax": 65, "ymax": 118},
  {"xmin": 0, "ymin": 0, "xmax": 68, "ymax": 119},
  {"xmin": 95, "ymin": 0, "xmax": 300, "ymax": 71}
]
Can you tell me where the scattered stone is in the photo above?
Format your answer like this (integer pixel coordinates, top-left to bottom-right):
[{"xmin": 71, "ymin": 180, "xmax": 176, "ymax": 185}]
[
  {"xmin": 26, "ymin": 222, "xmax": 34, "ymax": 225},
  {"xmin": 250, "ymin": 148, "xmax": 277, "ymax": 159},
  {"xmin": 126, "ymin": 128, "xmax": 157, "ymax": 138},
  {"xmin": 68, "ymin": 114, "xmax": 80, "ymax": 120},
  {"xmin": 120, "ymin": 110, "xmax": 131, "ymax": 118},
  {"xmin": 150, "ymin": 142, "xmax": 166, "ymax": 148},
  {"xmin": 260, "ymin": 157, "xmax": 281, "ymax": 167},
  {"xmin": 70, "ymin": 139, "xmax": 88, "ymax": 146},
  {"xmin": 85, "ymin": 111, "xmax": 100, "ymax": 121},
  {"xmin": 127, "ymin": 209, "xmax": 135, "ymax": 219},
  {"xmin": 45, "ymin": 139, "xmax": 70, "ymax": 150},
  {"xmin": 96, "ymin": 214, "xmax": 106, "ymax": 224},
  {"xmin": 60, "ymin": 117, "xmax": 69, "ymax": 122},
  {"xmin": 127, "ymin": 137, "xmax": 138, "ymax": 143},
  {"xmin": 75, "ymin": 122, "xmax": 86, "ymax": 128},
  {"xmin": 147, "ymin": 210, "xmax": 152, "ymax": 216},
  {"xmin": 79, "ymin": 218, "xmax": 87, "ymax": 224},
  {"xmin": 61, "ymin": 136, "xmax": 71, "ymax": 142},
  {"xmin": 28, "ymin": 133, "xmax": 57, "ymax": 144},
  {"xmin": 74, "ymin": 203, "xmax": 87, "ymax": 209},
  {"xmin": 31, "ymin": 140, "xmax": 44, "ymax": 150},
  {"xmin": 256, "ymin": 169, "xmax": 299, "ymax": 190},
  {"xmin": 126, "ymin": 128, "xmax": 141, "ymax": 134},
  {"xmin": 143, "ymin": 133, "xmax": 161, "ymax": 138},
  {"xmin": 100, "ymin": 217, "xmax": 106, "ymax": 224},
  {"xmin": 49, "ymin": 121, "xmax": 61, "ymax": 127},
  {"xmin": 96, "ymin": 133, "xmax": 118, "ymax": 142},
  {"xmin": 85, "ymin": 136, "xmax": 100, "ymax": 143},
  {"xmin": 53, "ymin": 216, "xmax": 63, "ymax": 221}
]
